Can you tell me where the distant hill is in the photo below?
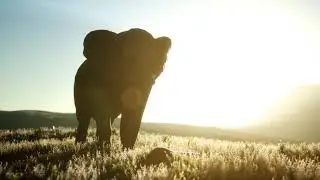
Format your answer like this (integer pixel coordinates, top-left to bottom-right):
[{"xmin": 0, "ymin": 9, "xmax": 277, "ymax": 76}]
[
  {"xmin": 242, "ymin": 84, "xmax": 320, "ymax": 142},
  {"xmin": 3, "ymin": 84, "xmax": 320, "ymax": 143},
  {"xmin": 0, "ymin": 110, "xmax": 282, "ymax": 143},
  {"xmin": 0, "ymin": 110, "xmax": 77, "ymax": 129}
]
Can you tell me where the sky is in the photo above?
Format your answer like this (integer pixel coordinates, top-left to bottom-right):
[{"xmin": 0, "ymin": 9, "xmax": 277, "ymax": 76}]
[{"xmin": 0, "ymin": 0, "xmax": 319, "ymax": 129}]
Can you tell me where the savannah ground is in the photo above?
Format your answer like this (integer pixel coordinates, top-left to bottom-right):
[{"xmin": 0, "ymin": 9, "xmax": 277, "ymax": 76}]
[{"xmin": 0, "ymin": 127, "xmax": 319, "ymax": 180}]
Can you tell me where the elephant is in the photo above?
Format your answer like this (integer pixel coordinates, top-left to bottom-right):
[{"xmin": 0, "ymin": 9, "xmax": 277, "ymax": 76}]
[{"xmin": 73, "ymin": 28, "xmax": 172, "ymax": 149}]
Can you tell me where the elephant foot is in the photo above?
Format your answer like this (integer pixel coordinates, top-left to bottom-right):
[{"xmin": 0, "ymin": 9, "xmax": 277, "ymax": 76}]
[
  {"xmin": 75, "ymin": 116, "xmax": 90, "ymax": 144},
  {"xmin": 121, "ymin": 141, "xmax": 135, "ymax": 151},
  {"xmin": 121, "ymin": 146, "xmax": 133, "ymax": 151},
  {"xmin": 120, "ymin": 114, "xmax": 141, "ymax": 151},
  {"xmin": 95, "ymin": 118, "xmax": 112, "ymax": 151},
  {"xmin": 75, "ymin": 131, "xmax": 88, "ymax": 144},
  {"xmin": 97, "ymin": 138, "xmax": 111, "ymax": 146},
  {"xmin": 96, "ymin": 128, "xmax": 111, "ymax": 153}
]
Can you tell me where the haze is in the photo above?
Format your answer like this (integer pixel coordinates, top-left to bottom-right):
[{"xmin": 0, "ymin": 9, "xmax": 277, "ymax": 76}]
[{"xmin": 0, "ymin": 0, "xmax": 319, "ymax": 129}]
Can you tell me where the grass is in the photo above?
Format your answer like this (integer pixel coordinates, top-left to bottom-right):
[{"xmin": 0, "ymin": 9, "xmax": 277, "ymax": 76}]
[{"xmin": 0, "ymin": 127, "xmax": 319, "ymax": 180}]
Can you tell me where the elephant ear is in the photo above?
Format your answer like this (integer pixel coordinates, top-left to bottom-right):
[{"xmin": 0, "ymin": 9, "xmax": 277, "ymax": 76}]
[
  {"xmin": 152, "ymin": 36, "xmax": 172, "ymax": 78},
  {"xmin": 155, "ymin": 36, "xmax": 172, "ymax": 55},
  {"xmin": 118, "ymin": 28, "xmax": 154, "ymax": 58},
  {"xmin": 83, "ymin": 29, "xmax": 117, "ymax": 59}
]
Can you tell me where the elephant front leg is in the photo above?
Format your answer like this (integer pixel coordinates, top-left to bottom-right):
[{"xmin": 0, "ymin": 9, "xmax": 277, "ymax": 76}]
[
  {"xmin": 120, "ymin": 110, "xmax": 142, "ymax": 150},
  {"xmin": 120, "ymin": 86, "xmax": 152, "ymax": 150}
]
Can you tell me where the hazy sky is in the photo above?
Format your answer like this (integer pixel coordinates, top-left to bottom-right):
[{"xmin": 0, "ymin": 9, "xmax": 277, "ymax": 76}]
[{"xmin": 0, "ymin": 0, "xmax": 319, "ymax": 128}]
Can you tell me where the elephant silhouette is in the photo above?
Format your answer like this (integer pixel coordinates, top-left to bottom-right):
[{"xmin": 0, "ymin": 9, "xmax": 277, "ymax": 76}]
[{"xmin": 74, "ymin": 28, "xmax": 172, "ymax": 149}]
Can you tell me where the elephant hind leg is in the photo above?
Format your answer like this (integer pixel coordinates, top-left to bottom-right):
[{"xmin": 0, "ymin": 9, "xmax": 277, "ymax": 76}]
[
  {"xmin": 75, "ymin": 114, "xmax": 91, "ymax": 143},
  {"xmin": 95, "ymin": 116, "xmax": 112, "ymax": 146}
]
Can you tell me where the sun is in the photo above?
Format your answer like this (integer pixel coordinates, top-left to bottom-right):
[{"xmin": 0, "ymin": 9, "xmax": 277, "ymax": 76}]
[{"xmin": 140, "ymin": 1, "xmax": 319, "ymax": 129}]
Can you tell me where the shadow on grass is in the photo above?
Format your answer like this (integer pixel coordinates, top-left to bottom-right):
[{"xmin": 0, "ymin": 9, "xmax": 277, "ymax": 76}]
[
  {"xmin": 0, "ymin": 142, "xmax": 112, "ymax": 179},
  {"xmin": 0, "ymin": 130, "xmax": 76, "ymax": 143}
]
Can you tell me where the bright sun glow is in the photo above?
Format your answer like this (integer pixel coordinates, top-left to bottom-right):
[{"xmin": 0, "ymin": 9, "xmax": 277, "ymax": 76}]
[{"xmin": 140, "ymin": 1, "xmax": 320, "ymax": 129}]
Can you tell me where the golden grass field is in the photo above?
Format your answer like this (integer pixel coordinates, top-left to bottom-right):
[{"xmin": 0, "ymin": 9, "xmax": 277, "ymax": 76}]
[{"xmin": 0, "ymin": 127, "xmax": 319, "ymax": 180}]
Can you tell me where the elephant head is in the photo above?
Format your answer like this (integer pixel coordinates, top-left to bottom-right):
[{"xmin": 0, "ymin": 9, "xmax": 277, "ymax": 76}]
[
  {"xmin": 112, "ymin": 28, "xmax": 172, "ymax": 149},
  {"xmin": 116, "ymin": 28, "xmax": 172, "ymax": 110},
  {"xmin": 118, "ymin": 28, "xmax": 171, "ymax": 84}
]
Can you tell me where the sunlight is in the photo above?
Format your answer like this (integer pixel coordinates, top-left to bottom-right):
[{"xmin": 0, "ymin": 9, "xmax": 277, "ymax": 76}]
[{"xmin": 141, "ymin": 1, "xmax": 320, "ymax": 129}]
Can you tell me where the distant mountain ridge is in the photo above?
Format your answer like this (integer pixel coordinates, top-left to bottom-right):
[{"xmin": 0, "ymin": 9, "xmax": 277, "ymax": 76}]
[
  {"xmin": 242, "ymin": 84, "xmax": 320, "ymax": 142},
  {"xmin": 0, "ymin": 110, "xmax": 283, "ymax": 143},
  {"xmin": 0, "ymin": 110, "xmax": 77, "ymax": 129}
]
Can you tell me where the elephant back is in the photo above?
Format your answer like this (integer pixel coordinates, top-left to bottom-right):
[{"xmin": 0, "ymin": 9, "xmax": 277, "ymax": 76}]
[{"xmin": 83, "ymin": 29, "xmax": 118, "ymax": 60}]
